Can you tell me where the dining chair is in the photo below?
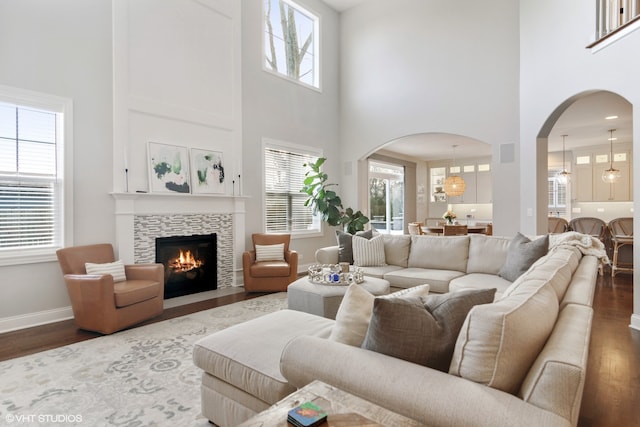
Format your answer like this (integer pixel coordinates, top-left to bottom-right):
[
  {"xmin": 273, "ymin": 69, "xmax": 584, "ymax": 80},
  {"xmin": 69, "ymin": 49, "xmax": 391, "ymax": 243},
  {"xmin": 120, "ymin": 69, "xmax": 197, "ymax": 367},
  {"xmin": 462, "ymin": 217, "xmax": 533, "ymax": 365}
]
[
  {"xmin": 548, "ymin": 217, "xmax": 569, "ymax": 234},
  {"xmin": 443, "ymin": 225, "xmax": 468, "ymax": 236},
  {"xmin": 408, "ymin": 222, "xmax": 424, "ymax": 235},
  {"xmin": 608, "ymin": 217, "xmax": 633, "ymax": 277}
]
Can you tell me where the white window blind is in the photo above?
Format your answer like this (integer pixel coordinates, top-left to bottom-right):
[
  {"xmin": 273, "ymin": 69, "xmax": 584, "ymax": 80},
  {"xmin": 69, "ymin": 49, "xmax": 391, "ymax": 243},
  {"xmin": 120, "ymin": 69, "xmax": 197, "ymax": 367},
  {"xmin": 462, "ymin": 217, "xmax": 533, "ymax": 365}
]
[
  {"xmin": 548, "ymin": 171, "xmax": 567, "ymax": 218},
  {"xmin": 0, "ymin": 102, "xmax": 60, "ymax": 250},
  {"xmin": 264, "ymin": 144, "xmax": 320, "ymax": 234}
]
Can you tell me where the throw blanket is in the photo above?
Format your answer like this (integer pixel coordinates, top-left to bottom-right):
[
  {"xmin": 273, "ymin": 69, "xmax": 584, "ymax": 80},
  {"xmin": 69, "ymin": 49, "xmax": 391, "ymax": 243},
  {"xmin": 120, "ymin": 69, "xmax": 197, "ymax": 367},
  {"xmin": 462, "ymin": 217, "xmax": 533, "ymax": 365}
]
[{"xmin": 549, "ymin": 231, "xmax": 610, "ymax": 265}]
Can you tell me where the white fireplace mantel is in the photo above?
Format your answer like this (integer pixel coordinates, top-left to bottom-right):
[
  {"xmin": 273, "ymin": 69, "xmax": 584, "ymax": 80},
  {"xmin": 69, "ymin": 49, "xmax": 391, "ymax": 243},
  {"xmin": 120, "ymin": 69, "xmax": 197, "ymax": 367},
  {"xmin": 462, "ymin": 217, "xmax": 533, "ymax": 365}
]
[{"xmin": 111, "ymin": 192, "xmax": 248, "ymax": 282}]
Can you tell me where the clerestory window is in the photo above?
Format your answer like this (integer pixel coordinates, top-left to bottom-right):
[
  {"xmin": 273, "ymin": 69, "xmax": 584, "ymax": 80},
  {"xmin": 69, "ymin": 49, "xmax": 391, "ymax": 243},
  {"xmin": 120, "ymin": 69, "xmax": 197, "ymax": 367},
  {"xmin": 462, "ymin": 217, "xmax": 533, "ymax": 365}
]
[{"xmin": 263, "ymin": 0, "xmax": 320, "ymax": 90}]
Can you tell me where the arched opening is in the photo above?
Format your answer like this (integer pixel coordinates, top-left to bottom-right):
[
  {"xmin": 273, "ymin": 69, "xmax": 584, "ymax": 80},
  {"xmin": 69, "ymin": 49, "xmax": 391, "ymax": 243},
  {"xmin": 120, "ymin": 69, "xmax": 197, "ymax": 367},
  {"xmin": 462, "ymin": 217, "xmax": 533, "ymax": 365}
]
[
  {"xmin": 538, "ymin": 90, "xmax": 633, "ymax": 271},
  {"xmin": 365, "ymin": 132, "xmax": 493, "ymax": 233}
]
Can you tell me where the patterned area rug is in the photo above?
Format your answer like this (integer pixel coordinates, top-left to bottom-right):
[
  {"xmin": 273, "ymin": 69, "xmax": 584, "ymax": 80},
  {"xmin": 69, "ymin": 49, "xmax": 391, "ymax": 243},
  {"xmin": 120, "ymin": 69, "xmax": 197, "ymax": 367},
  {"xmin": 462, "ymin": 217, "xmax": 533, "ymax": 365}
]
[{"xmin": 0, "ymin": 293, "xmax": 288, "ymax": 426}]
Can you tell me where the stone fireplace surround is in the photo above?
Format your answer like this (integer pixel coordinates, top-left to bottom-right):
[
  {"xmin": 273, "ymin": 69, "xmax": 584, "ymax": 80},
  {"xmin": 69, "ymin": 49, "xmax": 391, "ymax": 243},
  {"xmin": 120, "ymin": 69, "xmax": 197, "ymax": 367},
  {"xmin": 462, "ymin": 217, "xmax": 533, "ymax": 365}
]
[{"xmin": 112, "ymin": 193, "xmax": 247, "ymax": 306}]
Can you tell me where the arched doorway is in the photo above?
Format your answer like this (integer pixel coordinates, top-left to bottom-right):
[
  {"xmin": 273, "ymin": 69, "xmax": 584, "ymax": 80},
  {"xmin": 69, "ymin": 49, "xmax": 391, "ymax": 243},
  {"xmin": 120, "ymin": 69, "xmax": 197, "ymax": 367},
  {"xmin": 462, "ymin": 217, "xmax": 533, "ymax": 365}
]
[
  {"xmin": 538, "ymin": 90, "xmax": 633, "ymax": 266},
  {"xmin": 366, "ymin": 132, "xmax": 493, "ymax": 233}
]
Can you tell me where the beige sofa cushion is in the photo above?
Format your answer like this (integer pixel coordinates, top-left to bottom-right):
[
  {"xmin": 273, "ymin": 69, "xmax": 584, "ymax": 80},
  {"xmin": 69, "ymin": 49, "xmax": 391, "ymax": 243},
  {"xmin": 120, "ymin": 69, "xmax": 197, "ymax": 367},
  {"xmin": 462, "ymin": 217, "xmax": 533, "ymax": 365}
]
[
  {"xmin": 383, "ymin": 234, "xmax": 411, "ymax": 267},
  {"xmin": 408, "ymin": 235, "xmax": 469, "ymax": 272},
  {"xmin": 449, "ymin": 279, "xmax": 559, "ymax": 394},
  {"xmin": 502, "ymin": 246, "xmax": 580, "ymax": 303},
  {"xmin": 466, "ymin": 234, "xmax": 511, "ymax": 274},
  {"xmin": 448, "ymin": 273, "xmax": 512, "ymax": 298},
  {"xmin": 382, "ymin": 268, "xmax": 464, "ymax": 293}
]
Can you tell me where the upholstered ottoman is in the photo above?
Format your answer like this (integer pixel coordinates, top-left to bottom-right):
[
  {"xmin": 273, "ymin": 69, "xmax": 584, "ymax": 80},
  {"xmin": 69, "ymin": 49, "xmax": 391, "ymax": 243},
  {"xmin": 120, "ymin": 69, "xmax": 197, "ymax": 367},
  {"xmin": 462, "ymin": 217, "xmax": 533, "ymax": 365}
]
[
  {"xmin": 193, "ymin": 309, "xmax": 334, "ymax": 427},
  {"xmin": 287, "ymin": 276, "xmax": 391, "ymax": 319}
]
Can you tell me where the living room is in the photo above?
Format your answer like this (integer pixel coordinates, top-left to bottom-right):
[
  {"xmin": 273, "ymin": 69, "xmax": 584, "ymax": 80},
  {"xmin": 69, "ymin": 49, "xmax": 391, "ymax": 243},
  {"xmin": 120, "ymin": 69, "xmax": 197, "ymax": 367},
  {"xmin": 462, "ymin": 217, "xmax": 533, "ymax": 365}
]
[{"xmin": 0, "ymin": 0, "xmax": 639, "ymax": 425}]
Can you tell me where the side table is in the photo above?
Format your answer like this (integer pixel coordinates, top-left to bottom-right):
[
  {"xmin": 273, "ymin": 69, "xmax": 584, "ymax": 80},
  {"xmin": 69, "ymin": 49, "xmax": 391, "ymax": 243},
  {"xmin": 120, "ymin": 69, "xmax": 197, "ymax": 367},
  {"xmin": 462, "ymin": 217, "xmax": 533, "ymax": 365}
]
[{"xmin": 237, "ymin": 380, "xmax": 425, "ymax": 427}]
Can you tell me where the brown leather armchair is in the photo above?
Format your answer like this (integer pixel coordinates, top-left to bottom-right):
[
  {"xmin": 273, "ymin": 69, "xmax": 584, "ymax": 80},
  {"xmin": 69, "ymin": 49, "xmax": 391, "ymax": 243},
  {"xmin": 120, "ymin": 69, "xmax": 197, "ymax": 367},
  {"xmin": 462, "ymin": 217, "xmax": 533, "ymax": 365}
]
[
  {"xmin": 242, "ymin": 233, "xmax": 298, "ymax": 292},
  {"xmin": 56, "ymin": 243, "xmax": 164, "ymax": 334}
]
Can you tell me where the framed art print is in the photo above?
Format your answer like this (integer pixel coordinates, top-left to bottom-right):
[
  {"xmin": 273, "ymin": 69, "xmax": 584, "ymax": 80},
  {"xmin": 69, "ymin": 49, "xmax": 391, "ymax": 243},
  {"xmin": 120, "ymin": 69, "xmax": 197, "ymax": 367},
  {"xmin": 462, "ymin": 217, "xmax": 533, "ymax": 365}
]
[
  {"xmin": 190, "ymin": 148, "xmax": 225, "ymax": 194},
  {"xmin": 148, "ymin": 142, "xmax": 191, "ymax": 194}
]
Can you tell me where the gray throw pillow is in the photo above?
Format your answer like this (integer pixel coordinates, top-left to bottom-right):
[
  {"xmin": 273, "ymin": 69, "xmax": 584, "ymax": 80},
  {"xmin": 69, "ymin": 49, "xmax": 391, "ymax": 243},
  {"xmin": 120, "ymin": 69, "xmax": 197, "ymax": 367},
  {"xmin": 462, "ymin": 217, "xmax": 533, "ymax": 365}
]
[
  {"xmin": 362, "ymin": 288, "xmax": 496, "ymax": 372},
  {"xmin": 498, "ymin": 233, "xmax": 549, "ymax": 282},
  {"xmin": 336, "ymin": 229, "xmax": 374, "ymax": 264}
]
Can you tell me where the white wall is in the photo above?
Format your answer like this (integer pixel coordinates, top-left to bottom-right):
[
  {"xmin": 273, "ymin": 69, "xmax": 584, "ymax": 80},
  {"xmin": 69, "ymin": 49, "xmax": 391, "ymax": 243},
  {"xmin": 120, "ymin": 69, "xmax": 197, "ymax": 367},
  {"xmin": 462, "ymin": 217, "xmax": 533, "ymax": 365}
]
[
  {"xmin": 241, "ymin": 0, "xmax": 341, "ymax": 268},
  {"xmin": 338, "ymin": 0, "xmax": 521, "ymax": 237},
  {"xmin": 518, "ymin": 0, "xmax": 640, "ymax": 328},
  {"xmin": 0, "ymin": 0, "xmax": 113, "ymax": 330}
]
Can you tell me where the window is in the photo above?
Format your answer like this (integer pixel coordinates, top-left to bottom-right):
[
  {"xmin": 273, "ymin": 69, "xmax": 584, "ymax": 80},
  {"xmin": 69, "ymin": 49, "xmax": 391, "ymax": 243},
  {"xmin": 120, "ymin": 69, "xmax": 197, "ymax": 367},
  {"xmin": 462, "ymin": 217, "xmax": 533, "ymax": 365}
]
[
  {"xmin": 264, "ymin": 140, "xmax": 321, "ymax": 235},
  {"xmin": 0, "ymin": 85, "xmax": 72, "ymax": 265},
  {"xmin": 548, "ymin": 171, "xmax": 567, "ymax": 218},
  {"xmin": 263, "ymin": 0, "xmax": 320, "ymax": 89}
]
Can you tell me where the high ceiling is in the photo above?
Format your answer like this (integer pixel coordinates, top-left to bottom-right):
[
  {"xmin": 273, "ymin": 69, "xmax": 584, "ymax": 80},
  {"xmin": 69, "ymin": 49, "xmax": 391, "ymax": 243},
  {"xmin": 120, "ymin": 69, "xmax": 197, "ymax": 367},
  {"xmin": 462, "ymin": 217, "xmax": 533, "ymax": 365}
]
[
  {"xmin": 322, "ymin": 0, "xmax": 367, "ymax": 12},
  {"xmin": 320, "ymin": 2, "xmax": 633, "ymax": 162},
  {"xmin": 380, "ymin": 91, "xmax": 633, "ymax": 161}
]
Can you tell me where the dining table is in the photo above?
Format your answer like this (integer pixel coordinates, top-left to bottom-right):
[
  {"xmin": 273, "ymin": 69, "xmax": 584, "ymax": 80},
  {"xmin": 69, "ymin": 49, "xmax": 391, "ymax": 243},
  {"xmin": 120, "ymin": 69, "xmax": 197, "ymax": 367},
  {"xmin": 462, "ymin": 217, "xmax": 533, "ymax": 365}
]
[{"xmin": 423, "ymin": 225, "xmax": 489, "ymax": 235}]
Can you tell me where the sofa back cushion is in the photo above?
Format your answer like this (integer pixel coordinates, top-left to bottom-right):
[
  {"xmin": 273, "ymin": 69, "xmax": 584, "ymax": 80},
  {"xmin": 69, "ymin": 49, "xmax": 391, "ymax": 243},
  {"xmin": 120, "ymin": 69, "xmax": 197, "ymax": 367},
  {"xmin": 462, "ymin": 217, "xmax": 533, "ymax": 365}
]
[
  {"xmin": 408, "ymin": 235, "xmax": 469, "ymax": 272},
  {"xmin": 449, "ymin": 278, "xmax": 559, "ymax": 395},
  {"xmin": 502, "ymin": 246, "xmax": 581, "ymax": 303},
  {"xmin": 466, "ymin": 235, "xmax": 511, "ymax": 274},
  {"xmin": 383, "ymin": 234, "xmax": 411, "ymax": 267}
]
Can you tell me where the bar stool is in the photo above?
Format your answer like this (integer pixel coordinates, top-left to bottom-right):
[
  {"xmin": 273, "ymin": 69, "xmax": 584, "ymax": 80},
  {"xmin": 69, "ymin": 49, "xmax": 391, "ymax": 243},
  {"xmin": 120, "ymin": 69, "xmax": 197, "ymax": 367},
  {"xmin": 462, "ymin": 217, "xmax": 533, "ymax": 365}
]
[{"xmin": 608, "ymin": 217, "xmax": 633, "ymax": 277}]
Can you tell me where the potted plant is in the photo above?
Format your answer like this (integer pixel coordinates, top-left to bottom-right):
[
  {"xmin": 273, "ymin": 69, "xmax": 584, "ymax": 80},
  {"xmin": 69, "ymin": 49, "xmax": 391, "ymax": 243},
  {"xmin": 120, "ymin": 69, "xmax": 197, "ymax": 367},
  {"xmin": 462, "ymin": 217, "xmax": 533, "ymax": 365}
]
[{"xmin": 301, "ymin": 157, "xmax": 369, "ymax": 234}]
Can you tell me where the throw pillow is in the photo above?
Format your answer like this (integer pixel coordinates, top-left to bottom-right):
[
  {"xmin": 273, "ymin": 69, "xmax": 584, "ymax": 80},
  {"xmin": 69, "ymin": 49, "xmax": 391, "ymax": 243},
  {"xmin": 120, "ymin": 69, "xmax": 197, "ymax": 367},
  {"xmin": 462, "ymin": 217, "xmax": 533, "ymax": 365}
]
[
  {"xmin": 336, "ymin": 229, "xmax": 374, "ymax": 264},
  {"xmin": 352, "ymin": 234, "xmax": 385, "ymax": 267},
  {"xmin": 362, "ymin": 288, "xmax": 496, "ymax": 372},
  {"xmin": 85, "ymin": 260, "xmax": 127, "ymax": 283},
  {"xmin": 329, "ymin": 284, "xmax": 431, "ymax": 347},
  {"xmin": 498, "ymin": 233, "xmax": 549, "ymax": 282},
  {"xmin": 255, "ymin": 243, "xmax": 285, "ymax": 262}
]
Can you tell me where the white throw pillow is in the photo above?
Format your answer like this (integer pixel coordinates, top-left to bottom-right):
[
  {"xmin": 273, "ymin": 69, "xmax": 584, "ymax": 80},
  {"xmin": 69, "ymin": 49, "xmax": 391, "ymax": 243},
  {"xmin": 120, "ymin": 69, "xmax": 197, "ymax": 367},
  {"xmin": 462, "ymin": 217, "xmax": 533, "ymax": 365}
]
[
  {"xmin": 352, "ymin": 234, "xmax": 385, "ymax": 267},
  {"xmin": 255, "ymin": 243, "xmax": 285, "ymax": 262},
  {"xmin": 329, "ymin": 284, "xmax": 430, "ymax": 347},
  {"xmin": 85, "ymin": 260, "xmax": 127, "ymax": 283}
]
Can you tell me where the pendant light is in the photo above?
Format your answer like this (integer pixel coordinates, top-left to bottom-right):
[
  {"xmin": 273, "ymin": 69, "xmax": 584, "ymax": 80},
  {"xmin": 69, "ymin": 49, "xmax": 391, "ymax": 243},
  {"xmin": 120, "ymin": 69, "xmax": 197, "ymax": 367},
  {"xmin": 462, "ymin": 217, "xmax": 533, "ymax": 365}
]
[
  {"xmin": 444, "ymin": 145, "xmax": 466, "ymax": 197},
  {"xmin": 602, "ymin": 129, "xmax": 621, "ymax": 184},
  {"xmin": 556, "ymin": 134, "xmax": 571, "ymax": 184}
]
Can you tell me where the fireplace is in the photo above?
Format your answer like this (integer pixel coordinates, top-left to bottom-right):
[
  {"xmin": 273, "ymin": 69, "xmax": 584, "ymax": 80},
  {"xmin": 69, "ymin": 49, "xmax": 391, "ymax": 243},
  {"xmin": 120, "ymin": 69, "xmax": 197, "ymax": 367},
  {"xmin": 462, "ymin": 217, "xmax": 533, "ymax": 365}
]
[{"xmin": 155, "ymin": 233, "xmax": 217, "ymax": 299}]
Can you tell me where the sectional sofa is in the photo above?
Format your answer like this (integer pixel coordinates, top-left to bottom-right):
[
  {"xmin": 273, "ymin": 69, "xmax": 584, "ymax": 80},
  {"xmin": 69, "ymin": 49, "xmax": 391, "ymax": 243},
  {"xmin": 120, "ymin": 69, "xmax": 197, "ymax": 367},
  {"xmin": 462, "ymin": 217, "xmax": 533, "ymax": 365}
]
[{"xmin": 193, "ymin": 233, "xmax": 604, "ymax": 427}]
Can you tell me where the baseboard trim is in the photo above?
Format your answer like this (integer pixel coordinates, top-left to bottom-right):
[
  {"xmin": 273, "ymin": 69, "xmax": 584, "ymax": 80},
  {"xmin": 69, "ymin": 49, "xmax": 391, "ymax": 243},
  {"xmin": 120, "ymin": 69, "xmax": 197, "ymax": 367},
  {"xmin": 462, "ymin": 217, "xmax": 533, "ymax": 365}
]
[
  {"xmin": 0, "ymin": 306, "xmax": 74, "ymax": 334},
  {"xmin": 630, "ymin": 314, "xmax": 640, "ymax": 331}
]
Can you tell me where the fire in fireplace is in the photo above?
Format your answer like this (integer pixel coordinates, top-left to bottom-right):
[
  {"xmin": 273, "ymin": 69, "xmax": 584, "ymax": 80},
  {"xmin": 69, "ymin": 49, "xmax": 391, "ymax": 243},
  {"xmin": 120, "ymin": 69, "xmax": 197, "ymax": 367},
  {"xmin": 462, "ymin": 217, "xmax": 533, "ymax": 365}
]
[{"xmin": 155, "ymin": 233, "xmax": 217, "ymax": 299}]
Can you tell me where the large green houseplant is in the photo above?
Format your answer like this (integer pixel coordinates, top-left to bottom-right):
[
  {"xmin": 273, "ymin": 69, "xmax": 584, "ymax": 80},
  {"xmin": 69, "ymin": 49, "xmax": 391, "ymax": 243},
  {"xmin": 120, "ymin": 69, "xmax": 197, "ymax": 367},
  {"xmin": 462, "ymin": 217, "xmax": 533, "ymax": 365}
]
[{"xmin": 301, "ymin": 157, "xmax": 369, "ymax": 234}]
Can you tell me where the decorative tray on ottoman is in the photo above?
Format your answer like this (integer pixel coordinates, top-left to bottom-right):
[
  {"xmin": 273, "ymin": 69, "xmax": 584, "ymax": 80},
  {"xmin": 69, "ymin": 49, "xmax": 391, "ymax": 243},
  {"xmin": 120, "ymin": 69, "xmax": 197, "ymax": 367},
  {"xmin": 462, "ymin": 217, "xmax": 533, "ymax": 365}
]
[{"xmin": 307, "ymin": 264, "xmax": 364, "ymax": 286}]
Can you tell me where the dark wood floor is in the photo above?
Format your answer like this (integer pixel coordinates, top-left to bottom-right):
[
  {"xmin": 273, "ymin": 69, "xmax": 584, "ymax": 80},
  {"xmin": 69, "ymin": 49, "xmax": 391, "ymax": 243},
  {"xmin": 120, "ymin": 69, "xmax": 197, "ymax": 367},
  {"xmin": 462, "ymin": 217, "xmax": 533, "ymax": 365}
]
[{"xmin": 1, "ymin": 276, "xmax": 638, "ymax": 427}]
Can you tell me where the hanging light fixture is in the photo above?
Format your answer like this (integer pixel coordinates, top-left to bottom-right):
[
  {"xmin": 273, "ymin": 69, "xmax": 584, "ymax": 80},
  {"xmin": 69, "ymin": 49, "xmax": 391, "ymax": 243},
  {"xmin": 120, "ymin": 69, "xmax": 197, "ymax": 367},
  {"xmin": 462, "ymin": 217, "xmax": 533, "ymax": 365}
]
[
  {"xmin": 444, "ymin": 145, "xmax": 466, "ymax": 197},
  {"xmin": 602, "ymin": 128, "xmax": 621, "ymax": 184},
  {"xmin": 556, "ymin": 134, "xmax": 571, "ymax": 184}
]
